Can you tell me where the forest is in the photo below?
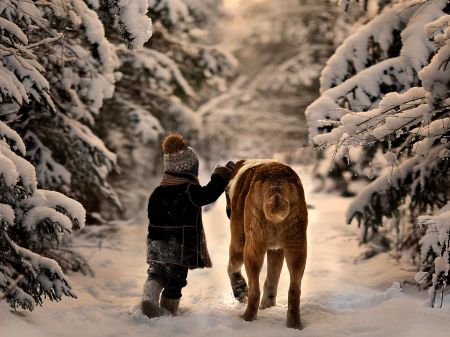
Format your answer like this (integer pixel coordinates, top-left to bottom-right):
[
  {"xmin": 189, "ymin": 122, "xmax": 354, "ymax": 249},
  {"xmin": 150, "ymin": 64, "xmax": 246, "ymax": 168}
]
[{"xmin": 2, "ymin": 0, "xmax": 450, "ymax": 335}]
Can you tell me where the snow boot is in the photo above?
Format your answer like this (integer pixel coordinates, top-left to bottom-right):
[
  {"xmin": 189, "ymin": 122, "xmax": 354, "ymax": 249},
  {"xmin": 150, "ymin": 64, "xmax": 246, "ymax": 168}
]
[
  {"xmin": 141, "ymin": 279, "xmax": 163, "ymax": 319},
  {"xmin": 160, "ymin": 296, "xmax": 180, "ymax": 316}
]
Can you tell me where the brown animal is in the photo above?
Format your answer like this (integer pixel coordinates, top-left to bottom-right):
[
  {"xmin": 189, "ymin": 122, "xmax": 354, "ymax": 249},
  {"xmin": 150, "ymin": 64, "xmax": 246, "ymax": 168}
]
[{"xmin": 225, "ymin": 159, "xmax": 308, "ymax": 329}]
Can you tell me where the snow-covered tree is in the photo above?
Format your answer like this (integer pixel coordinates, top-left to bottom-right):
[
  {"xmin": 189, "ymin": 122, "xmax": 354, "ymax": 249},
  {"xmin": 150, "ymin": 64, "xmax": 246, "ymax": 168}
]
[
  {"xmin": 1, "ymin": 0, "xmax": 126, "ymax": 219},
  {"xmin": 90, "ymin": 0, "xmax": 238, "ymax": 216},
  {"xmin": 416, "ymin": 207, "xmax": 450, "ymax": 307},
  {"xmin": 199, "ymin": 0, "xmax": 366, "ymax": 162},
  {"xmin": 99, "ymin": 0, "xmax": 152, "ymax": 51},
  {"xmin": 0, "ymin": 121, "xmax": 85, "ymax": 311},
  {"xmin": 305, "ymin": 0, "xmax": 450, "ymax": 301}
]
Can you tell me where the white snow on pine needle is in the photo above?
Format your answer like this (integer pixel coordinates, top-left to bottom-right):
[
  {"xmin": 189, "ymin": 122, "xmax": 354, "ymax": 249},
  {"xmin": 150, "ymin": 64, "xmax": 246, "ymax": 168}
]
[
  {"xmin": 119, "ymin": 47, "xmax": 200, "ymax": 100},
  {"xmin": 129, "ymin": 107, "xmax": 164, "ymax": 144},
  {"xmin": 0, "ymin": 64, "xmax": 29, "ymax": 105},
  {"xmin": 418, "ymin": 202, "xmax": 450, "ymax": 262},
  {"xmin": 0, "ymin": 121, "xmax": 26, "ymax": 156},
  {"xmin": 149, "ymin": 0, "xmax": 189, "ymax": 26},
  {"xmin": 119, "ymin": 0, "xmax": 153, "ymax": 51},
  {"xmin": 0, "ymin": 17, "xmax": 28, "ymax": 44},
  {"xmin": 20, "ymin": 190, "xmax": 86, "ymax": 229},
  {"xmin": 21, "ymin": 206, "xmax": 72, "ymax": 236},
  {"xmin": 0, "ymin": 203, "xmax": 15, "ymax": 225},
  {"xmin": 0, "ymin": 145, "xmax": 37, "ymax": 192},
  {"xmin": 24, "ymin": 131, "xmax": 72, "ymax": 187},
  {"xmin": 63, "ymin": 115, "xmax": 117, "ymax": 169},
  {"xmin": 71, "ymin": 0, "xmax": 119, "ymax": 74},
  {"xmin": 0, "ymin": 150, "xmax": 20, "ymax": 187},
  {"xmin": 346, "ymin": 156, "xmax": 421, "ymax": 224},
  {"xmin": 384, "ymin": 151, "xmax": 397, "ymax": 165}
]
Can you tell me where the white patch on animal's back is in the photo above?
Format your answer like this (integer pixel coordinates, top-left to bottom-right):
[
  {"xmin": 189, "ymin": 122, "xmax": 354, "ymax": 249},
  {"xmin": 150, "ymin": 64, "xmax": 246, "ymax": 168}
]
[{"xmin": 228, "ymin": 159, "xmax": 277, "ymax": 202}]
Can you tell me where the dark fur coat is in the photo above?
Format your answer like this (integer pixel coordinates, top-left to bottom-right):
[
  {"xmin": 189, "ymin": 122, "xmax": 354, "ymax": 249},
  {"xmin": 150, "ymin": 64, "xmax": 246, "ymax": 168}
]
[{"xmin": 147, "ymin": 168, "xmax": 230, "ymax": 268}]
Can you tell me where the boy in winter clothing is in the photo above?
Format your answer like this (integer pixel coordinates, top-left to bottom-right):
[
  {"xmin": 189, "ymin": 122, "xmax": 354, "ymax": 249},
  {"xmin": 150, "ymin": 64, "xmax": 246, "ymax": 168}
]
[{"xmin": 141, "ymin": 134, "xmax": 234, "ymax": 319}]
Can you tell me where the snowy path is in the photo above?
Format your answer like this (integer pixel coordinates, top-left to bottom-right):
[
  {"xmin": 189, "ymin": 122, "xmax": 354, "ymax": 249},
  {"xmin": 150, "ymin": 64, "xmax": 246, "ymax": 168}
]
[{"xmin": 2, "ymin": 169, "xmax": 450, "ymax": 336}]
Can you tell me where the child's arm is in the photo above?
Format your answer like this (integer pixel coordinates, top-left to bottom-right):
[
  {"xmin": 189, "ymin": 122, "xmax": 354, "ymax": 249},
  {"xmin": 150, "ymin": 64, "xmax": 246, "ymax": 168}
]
[{"xmin": 188, "ymin": 165, "xmax": 232, "ymax": 207}]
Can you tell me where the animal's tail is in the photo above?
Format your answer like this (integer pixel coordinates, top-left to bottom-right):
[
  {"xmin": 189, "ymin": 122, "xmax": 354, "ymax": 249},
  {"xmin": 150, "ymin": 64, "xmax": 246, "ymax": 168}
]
[{"xmin": 263, "ymin": 189, "xmax": 290, "ymax": 224}]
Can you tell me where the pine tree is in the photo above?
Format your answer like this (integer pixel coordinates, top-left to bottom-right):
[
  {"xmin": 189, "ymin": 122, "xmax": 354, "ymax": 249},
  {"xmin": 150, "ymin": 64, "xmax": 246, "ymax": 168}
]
[
  {"xmin": 91, "ymin": 0, "xmax": 238, "ymax": 215},
  {"xmin": 1, "ymin": 0, "xmax": 126, "ymax": 218},
  {"xmin": 199, "ymin": 0, "xmax": 366, "ymax": 162},
  {"xmin": 305, "ymin": 0, "xmax": 450, "ymax": 304},
  {"xmin": 0, "ymin": 121, "xmax": 85, "ymax": 310}
]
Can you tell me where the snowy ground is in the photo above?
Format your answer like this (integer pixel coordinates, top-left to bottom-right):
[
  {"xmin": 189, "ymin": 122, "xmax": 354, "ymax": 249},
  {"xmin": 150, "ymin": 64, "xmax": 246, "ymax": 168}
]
[{"xmin": 2, "ymin": 166, "xmax": 450, "ymax": 337}]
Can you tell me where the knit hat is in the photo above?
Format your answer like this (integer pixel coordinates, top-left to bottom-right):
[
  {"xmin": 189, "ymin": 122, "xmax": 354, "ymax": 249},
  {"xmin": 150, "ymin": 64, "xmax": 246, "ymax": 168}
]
[{"xmin": 162, "ymin": 134, "xmax": 199, "ymax": 174}]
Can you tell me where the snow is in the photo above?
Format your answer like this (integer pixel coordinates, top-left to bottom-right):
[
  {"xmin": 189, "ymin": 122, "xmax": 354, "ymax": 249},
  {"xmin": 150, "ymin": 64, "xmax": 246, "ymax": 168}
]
[
  {"xmin": 24, "ymin": 131, "xmax": 72, "ymax": 188},
  {"xmin": 20, "ymin": 190, "xmax": 86, "ymax": 229},
  {"xmin": 0, "ymin": 144, "xmax": 37, "ymax": 192},
  {"xmin": 0, "ymin": 203, "xmax": 14, "ymax": 225},
  {"xmin": 0, "ymin": 63, "xmax": 29, "ymax": 105},
  {"xmin": 3, "ymin": 166, "xmax": 450, "ymax": 336},
  {"xmin": 62, "ymin": 115, "xmax": 118, "ymax": 170},
  {"xmin": 149, "ymin": 0, "xmax": 190, "ymax": 27},
  {"xmin": 0, "ymin": 17, "xmax": 27, "ymax": 44},
  {"xmin": 119, "ymin": 0, "xmax": 153, "ymax": 51},
  {"xmin": 319, "ymin": 2, "xmax": 415, "ymax": 93},
  {"xmin": 118, "ymin": 46, "xmax": 200, "ymax": 99},
  {"xmin": 129, "ymin": 106, "xmax": 164, "ymax": 144},
  {"xmin": 21, "ymin": 206, "xmax": 72, "ymax": 234}
]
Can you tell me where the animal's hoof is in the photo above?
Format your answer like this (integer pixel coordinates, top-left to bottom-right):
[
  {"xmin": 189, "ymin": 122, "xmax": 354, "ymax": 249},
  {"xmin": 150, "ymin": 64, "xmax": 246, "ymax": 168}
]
[
  {"xmin": 259, "ymin": 300, "xmax": 275, "ymax": 309},
  {"xmin": 233, "ymin": 281, "xmax": 248, "ymax": 303},
  {"xmin": 286, "ymin": 323, "xmax": 304, "ymax": 330},
  {"xmin": 285, "ymin": 318, "xmax": 303, "ymax": 330},
  {"xmin": 240, "ymin": 311, "xmax": 257, "ymax": 322},
  {"xmin": 260, "ymin": 295, "xmax": 276, "ymax": 309}
]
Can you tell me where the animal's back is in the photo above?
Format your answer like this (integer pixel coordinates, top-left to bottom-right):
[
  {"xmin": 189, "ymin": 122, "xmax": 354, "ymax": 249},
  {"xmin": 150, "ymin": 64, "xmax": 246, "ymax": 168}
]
[{"xmin": 227, "ymin": 159, "xmax": 307, "ymax": 226}]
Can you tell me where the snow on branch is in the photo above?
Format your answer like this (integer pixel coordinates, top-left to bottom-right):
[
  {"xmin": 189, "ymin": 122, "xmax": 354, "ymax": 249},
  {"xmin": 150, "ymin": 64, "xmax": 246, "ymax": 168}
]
[
  {"xmin": 148, "ymin": 0, "xmax": 189, "ymax": 29},
  {"xmin": 306, "ymin": 1, "xmax": 450, "ymax": 280},
  {"xmin": 113, "ymin": 96, "xmax": 164, "ymax": 144},
  {"xmin": 320, "ymin": 2, "xmax": 416, "ymax": 92},
  {"xmin": 101, "ymin": 0, "xmax": 153, "ymax": 51},
  {"xmin": 416, "ymin": 202, "xmax": 450, "ymax": 307},
  {"xmin": 23, "ymin": 131, "xmax": 71, "ymax": 188},
  {"xmin": 308, "ymin": 0, "xmax": 448, "ymax": 144},
  {"xmin": 0, "ymin": 120, "xmax": 26, "ymax": 156},
  {"xmin": 118, "ymin": 46, "xmax": 200, "ymax": 99},
  {"xmin": 1, "ymin": 122, "xmax": 84, "ymax": 311}
]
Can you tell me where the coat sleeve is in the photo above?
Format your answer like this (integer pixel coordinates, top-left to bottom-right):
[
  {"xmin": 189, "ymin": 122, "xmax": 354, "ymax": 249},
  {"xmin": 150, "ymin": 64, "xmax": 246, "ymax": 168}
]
[{"xmin": 187, "ymin": 166, "xmax": 231, "ymax": 207}]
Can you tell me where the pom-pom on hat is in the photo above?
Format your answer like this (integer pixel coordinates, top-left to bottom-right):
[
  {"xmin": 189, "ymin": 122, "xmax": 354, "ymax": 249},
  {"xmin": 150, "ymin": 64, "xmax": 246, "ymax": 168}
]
[{"xmin": 162, "ymin": 134, "xmax": 199, "ymax": 173}]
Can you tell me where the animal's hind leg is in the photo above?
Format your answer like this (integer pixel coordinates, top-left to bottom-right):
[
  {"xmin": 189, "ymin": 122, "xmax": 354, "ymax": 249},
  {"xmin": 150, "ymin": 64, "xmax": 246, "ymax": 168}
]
[
  {"xmin": 241, "ymin": 241, "xmax": 265, "ymax": 322},
  {"xmin": 228, "ymin": 232, "xmax": 248, "ymax": 303},
  {"xmin": 284, "ymin": 247, "xmax": 306, "ymax": 329},
  {"xmin": 260, "ymin": 248, "xmax": 284, "ymax": 309}
]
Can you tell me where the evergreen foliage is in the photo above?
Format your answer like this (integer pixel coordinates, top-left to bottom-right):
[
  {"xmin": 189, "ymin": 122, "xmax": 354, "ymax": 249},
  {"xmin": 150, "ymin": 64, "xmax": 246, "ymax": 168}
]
[
  {"xmin": 94, "ymin": 0, "xmax": 238, "ymax": 216},
  {"xmin": 199, "ymin": 0, "xmax": 365, "ymax": 162},
  {"xmin": 305, "ymin": 0, "xmax": 450, "ymax": 304},
  {"xmin": 1, "ymin": 0, "xmax": 124, "ymax": 216},
  {"xmin": 1, "ymin": 0, "xmax": 237, "ymax": 312},
  {"xmin": 0, "ymin": 121, "xmax": 86, "ymax": 310}
]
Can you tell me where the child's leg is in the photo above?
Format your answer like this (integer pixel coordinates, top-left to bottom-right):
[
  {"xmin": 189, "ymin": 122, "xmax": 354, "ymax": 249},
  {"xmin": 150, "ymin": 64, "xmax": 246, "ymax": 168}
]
[
  {"xmin": 141, "ymin": 262, "xmax": 166, "ymax": 319},
  {"xmin": 160, "ymin": 264, "xmax": 188, "ymax": 316}
]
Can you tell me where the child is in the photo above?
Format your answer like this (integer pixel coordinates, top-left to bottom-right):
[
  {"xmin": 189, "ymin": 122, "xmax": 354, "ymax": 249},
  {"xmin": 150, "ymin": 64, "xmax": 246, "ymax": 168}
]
[{"xmin": 141, "ymin": 133, "xmax": 234, "ymax": 318}]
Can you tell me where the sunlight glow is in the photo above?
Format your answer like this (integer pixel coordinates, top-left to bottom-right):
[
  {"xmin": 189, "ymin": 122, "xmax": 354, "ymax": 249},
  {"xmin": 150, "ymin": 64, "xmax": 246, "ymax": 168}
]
[{"xmin": 223, "ymin": 0, "xmax": 264, "ymax": 9}]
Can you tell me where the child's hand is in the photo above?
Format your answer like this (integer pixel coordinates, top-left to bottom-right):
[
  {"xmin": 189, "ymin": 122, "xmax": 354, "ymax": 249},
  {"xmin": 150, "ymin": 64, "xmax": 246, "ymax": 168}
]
[{"xmin": 225, "ymin": 160, "xmax": 236, "ymax": 171}]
